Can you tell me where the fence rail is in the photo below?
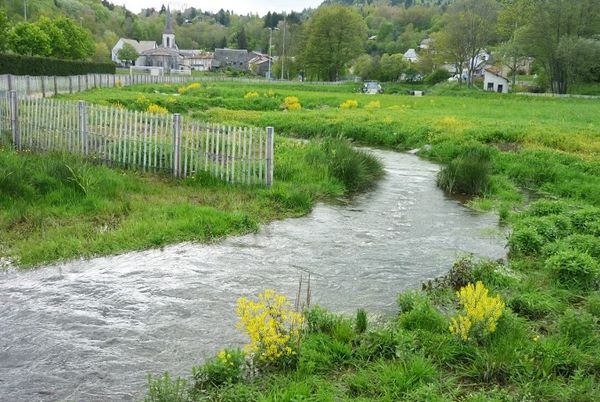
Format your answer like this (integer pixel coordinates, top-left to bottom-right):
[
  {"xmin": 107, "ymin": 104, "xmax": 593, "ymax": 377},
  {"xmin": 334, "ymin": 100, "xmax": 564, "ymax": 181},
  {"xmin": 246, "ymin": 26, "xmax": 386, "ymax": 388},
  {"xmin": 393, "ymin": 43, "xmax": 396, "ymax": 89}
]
[
  {"xmin": 0, "ymin": 91, "xmax": 274, "ymax": 186},
  {"xmin": 0, "ymin": 73, "xmax": 351, "ymax": 98}
]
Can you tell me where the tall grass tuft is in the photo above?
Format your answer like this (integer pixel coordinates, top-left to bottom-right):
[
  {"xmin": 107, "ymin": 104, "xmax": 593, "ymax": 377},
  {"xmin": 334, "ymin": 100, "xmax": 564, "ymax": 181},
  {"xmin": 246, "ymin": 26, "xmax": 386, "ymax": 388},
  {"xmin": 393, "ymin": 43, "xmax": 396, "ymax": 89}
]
[
  {"xmin": 322, "ymin": 137, "xmax": 384, "ymax": 194},
  {"xmin": 437, "ymin": 145, "xmax": 493, "ymax": 196}
]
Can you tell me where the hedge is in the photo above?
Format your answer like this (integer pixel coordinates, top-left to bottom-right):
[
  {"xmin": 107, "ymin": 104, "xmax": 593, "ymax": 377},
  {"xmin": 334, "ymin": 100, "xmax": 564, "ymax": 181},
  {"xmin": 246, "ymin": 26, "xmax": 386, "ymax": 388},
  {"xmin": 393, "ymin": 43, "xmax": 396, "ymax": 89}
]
[{"xmin": 0, "ymin": 53, "xmax": 116, "ymax": 76}]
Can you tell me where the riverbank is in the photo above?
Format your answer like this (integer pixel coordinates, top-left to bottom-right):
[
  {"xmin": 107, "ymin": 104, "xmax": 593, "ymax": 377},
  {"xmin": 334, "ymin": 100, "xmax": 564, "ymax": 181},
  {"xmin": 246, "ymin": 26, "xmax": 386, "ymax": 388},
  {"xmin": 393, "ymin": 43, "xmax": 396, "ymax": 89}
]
[
  {"xmin": 84, "ymin": 82, "xmax": 598, "ymax": 401},
  {"xmin": 0, "ymin": 137, "xmax": 383, "ymax": 268}
]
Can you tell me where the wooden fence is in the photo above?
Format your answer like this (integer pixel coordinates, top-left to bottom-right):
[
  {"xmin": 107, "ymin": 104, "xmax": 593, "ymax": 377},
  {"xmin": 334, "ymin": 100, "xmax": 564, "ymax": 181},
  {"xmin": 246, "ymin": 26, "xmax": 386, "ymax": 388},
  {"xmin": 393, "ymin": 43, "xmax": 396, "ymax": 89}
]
[
  {"xmin": 0, "ymin": 73, "xmax": 351, "ymax": 98},
  {"xmin": 0, "ymin": 91, "xmax": 274, "ymax": 186}
]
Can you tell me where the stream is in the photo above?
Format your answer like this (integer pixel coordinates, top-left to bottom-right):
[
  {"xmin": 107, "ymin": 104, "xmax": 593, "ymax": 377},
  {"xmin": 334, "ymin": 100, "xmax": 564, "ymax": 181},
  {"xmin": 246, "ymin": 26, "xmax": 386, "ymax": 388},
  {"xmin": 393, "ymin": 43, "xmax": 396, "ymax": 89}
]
[{"xmin": 0, "ymin": 149, "xmax": 506, "ymax": 401}]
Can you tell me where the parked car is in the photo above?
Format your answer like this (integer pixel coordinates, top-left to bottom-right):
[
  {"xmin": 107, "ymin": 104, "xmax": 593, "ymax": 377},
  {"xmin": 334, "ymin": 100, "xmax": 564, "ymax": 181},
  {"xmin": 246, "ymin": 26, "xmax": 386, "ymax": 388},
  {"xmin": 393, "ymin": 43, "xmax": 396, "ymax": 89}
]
[{"xmin": 362, "ymin": 81, "xmax": 384, "ymax": 94}]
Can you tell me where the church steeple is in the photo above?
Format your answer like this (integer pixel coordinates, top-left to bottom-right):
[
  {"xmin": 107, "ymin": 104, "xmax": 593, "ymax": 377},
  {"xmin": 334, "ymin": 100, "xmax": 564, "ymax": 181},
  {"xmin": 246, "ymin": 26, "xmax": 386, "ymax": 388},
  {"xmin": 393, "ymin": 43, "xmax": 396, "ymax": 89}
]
[{"xmin": 162, "ymin": 6, "xmax": 176, "ymax": 48}]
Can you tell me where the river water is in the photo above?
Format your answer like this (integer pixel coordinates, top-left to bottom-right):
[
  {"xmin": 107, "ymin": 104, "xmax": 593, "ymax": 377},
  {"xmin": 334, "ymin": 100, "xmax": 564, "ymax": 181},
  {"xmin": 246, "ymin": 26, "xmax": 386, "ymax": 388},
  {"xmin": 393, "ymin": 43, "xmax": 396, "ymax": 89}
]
[{"xmin": 0, "ymin": 150, "xmax": 506, "ymax": 401}]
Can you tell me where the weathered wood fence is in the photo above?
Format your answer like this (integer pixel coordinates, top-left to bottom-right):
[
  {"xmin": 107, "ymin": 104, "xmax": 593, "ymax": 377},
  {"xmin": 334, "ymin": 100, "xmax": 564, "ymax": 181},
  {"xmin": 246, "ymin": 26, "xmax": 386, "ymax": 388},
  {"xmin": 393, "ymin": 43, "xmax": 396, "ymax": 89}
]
[
  {"xmin": 0, "ymin": 91, "xmax": 274, "ymax": 186},
  {"xmin": 0, "ymin": 73, "xmax": 350, "ymax": 97}
]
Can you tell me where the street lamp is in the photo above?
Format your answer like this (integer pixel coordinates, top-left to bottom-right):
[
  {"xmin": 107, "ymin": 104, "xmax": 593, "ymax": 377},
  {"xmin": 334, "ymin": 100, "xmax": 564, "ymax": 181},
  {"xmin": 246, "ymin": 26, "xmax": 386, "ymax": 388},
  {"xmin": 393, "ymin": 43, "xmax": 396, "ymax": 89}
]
[{"xmin": 267, "ymin": 27, "xmax": 279, "ymax": 80}]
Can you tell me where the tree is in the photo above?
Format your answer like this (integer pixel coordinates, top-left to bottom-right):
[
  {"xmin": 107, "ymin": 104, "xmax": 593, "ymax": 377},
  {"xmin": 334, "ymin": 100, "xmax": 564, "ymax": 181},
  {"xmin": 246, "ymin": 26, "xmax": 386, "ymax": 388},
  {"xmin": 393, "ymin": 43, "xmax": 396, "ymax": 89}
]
[
  {"xmin": 53, "ymin": 17, "xmax": 95, "ymax": 60},
  {"xmin": 497, "ymin": 34, "xmax": 527, "ymax": 87},
  {"xmin": 8, "ymin": 23, "xmax": 51, "ymax": 57},
  {"xmin": 0, "ymin": 10, "xmax": 9, "ymax": 52},
  {"xmin": 379, "ymin": 53, "xmax": 408, "ymax": 81},
  {"xmin": 520, "ymin": 0, "xmax": 600, "ymax": 94},
  {"xmin": 35, "ymin": 17, "xmax": 69, "ymax": 59},
  {"xmin": 236, "ymin": 27, "xmax": 248, "ymax": 50},
  {"xmin": 117, "ymin": 43, "xmax": 139, "ymax": 65},
  {"xmin": 435, "ymin": 0, "xmax": 499, "ymax": 86},
  {"xmin": 353, "ymin": 54, "xmax": 380, "ymax": 80},
  {"xmin": 300, "ymin": 5, "xmax": 367, "ymax": 81}
]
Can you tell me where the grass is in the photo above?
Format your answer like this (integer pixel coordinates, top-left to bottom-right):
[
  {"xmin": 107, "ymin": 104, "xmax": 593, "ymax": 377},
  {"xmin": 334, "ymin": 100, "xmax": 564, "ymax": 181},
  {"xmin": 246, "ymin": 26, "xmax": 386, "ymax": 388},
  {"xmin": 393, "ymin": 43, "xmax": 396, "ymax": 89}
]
[
  {"xmin": 26, "ymin": 80, "xmax": 600, "ymax": 399},
  {"xmin": 0, "ymin": 136, "xmax": 382, "ymax": 268}
]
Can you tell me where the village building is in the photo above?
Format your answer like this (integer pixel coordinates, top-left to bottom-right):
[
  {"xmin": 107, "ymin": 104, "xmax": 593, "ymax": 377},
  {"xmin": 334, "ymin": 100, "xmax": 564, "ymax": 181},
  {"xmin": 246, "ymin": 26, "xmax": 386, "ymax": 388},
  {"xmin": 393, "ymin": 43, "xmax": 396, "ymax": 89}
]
[
  {"xmin": 483, "ymin": 66, "xmax": 510, "ymax": 93},
  {"xmin": 136, "ymin": 8, "xmax": 182, "ymax": 71},
  {"xmin": 403, "ymin": 48, "xmax": 419, "ymax": 63},
  {"xmin": 111, "ymin": 39, "xmax": 157, "ymax": 65}
]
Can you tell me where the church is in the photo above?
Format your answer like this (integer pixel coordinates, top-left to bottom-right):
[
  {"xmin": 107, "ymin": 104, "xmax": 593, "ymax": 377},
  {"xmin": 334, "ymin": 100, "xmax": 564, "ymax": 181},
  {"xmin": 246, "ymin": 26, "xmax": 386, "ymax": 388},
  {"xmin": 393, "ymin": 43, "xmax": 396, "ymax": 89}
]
[{"xmin": 135, "ymin": 8, "xmax": 184, "ymax": 71}]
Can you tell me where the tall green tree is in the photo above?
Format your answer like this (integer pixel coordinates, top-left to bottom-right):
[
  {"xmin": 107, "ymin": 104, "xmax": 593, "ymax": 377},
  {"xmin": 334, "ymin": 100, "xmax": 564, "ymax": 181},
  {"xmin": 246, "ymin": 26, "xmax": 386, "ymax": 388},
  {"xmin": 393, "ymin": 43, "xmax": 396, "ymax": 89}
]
[
  {"xmin": 8, "ymin": 23, "xmax": 52, "ymax": 57},
  {"xmin": 35, "ymin": 17, "xmax": 69, "ymax": 59},
  {"xmin": 435, "ymin": 0, "xmax": 499, "ymax": 86},
  {"xmin": 520, "ymin": 0, "xmax": 600, "ymax": 93},
  {"xmin": 53, "ymin": 17, "xmax": 95, "ymax": 60},
  {"xmin": 301, "ymin": 5, "xmax": 367, "ymax": 81},
  {"xmin": 0, "ymin": 10, "xmax": 9, "ymax": 52}
]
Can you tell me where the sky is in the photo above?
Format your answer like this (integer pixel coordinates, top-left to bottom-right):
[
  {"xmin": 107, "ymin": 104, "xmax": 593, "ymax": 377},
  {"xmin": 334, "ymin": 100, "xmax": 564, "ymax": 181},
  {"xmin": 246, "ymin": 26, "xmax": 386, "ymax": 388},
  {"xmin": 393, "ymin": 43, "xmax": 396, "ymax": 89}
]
[{"xmin": 109, "ymin": 1, "xmax": 324, "ymax": 15}]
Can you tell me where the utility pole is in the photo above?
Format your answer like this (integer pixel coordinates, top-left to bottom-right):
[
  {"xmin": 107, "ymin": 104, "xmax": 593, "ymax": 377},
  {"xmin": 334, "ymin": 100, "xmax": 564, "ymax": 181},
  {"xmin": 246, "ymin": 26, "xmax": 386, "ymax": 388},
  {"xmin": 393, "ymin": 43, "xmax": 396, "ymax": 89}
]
[
  {"xmin": 267, "ymin": 27, "xmax": 279, "ymax": 80},
  {"xmin": 280, "ymin": 13, "xmax": 286, "ymax": 80}
]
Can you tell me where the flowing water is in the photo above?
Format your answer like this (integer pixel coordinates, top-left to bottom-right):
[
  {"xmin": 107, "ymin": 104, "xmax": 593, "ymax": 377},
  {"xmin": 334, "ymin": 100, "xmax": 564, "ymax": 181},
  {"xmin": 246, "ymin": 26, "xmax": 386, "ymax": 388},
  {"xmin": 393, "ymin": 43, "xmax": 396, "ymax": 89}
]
[{"xmin": 0, "ymin": 150, "xmax": 506, "ymax": 401}]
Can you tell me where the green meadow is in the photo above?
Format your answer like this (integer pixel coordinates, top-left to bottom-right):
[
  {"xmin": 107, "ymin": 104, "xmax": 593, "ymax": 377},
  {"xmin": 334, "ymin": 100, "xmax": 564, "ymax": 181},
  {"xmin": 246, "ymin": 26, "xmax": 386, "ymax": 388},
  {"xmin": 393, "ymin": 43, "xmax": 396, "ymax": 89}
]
[{"xmin": 8, "ymin": 80, "xmax": 600, "ymax": 400}]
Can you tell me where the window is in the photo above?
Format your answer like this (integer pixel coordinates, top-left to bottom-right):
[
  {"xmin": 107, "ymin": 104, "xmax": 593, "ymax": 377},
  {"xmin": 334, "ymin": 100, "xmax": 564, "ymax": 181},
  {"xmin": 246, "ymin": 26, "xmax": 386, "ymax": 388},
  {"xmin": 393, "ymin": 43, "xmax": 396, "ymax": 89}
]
[
  {"xmin": 487, "ymin": 82, "xmax": 494, "ymax": 91},
  {"xmin": 497, "ymin": 84, "xmax": 503, "ymax": 93}
]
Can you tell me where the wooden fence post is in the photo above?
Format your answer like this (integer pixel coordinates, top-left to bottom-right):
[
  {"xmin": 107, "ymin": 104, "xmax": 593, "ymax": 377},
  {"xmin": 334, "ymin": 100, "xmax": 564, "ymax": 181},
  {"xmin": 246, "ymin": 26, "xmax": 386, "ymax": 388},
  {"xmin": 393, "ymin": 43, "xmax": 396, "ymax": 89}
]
[
  {"xmin": 53, "ymin": 76, "xmax": 58, "ymax": 96},
  {"xmin": 7, "ymin": 74, "xmax": 12, "ymax": 92},
  {"xmin": 79, "ymin": 100, "xmax": 88, "ymax": 156},
  {"xmin": 69, "ymin": 76, "xmax": 73, "ymax": 94},
  {"xmin": 9, "ymin": 90, "xmax": 20, "ymax": 150},
  {"xmin": 26, "ymin": 76, "xmax": 31, "ymax": 96},
  {"xmin": 173, "ymin": 113, "xmax": 182, "ymax": 177},
  {"xmin": 266, "ymin": 126, "xmax": 274, "ymax": 187},
  {"xmin": 41, "ymin": 77, "xmax": 46, "ymax": 98}
]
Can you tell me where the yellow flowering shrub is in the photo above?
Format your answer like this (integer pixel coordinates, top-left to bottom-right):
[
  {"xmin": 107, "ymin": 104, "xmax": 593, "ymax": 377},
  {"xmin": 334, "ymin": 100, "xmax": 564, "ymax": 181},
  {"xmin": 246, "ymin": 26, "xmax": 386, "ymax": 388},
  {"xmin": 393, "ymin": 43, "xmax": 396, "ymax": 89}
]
[
  {"xmin": 282, "ymin": 96, "xmax": 302, "ymax": 110},
  {"xmin": 340, "ymin": 99, "xmax": 359, "ymax": 109},
  {"xmin": 449, "ymin": 281, "xmax": 505, "ymax": 342},
  {"xmin": 244, "ymin": 91, "xmax": 260, "ymax": 99},
  {"xmin": 146, "ymin": 103, "xmax": 169, "ymax": 114},
  {"xmin": 165, "ymin": 96, "xmax": 177, "ymax": 104},
  {"xmin": 235, "ymin": 289, "xmax": 304, "ymax": 366},
  {"xmin": 177, "ymin": 82, "xmax": 202, "ymax": 94},
  {"xmin": 115, "ymin": 79, "xmax": 122, "ymax": 88},
  {"xmin": 265, "ymin": 89, "xmax": 276, "ymax": 98},
  {"xmin": 365, "ymin": 100, "xmax": 381, "ymax": 109}
]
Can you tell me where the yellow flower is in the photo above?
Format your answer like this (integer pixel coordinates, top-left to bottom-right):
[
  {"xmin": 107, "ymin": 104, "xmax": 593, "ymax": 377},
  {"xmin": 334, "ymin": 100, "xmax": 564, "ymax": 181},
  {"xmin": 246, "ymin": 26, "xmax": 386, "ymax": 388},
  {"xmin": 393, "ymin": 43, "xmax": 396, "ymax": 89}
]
[{"xmin": 340, "ymin": 99, "xmax": 359, "ymax": 109}]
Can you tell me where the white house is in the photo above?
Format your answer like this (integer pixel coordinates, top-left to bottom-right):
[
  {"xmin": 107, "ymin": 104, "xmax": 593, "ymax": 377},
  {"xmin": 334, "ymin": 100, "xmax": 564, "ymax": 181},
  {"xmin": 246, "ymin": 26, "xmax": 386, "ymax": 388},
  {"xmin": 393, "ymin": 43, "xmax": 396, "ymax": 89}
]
[
  {"xmin": 403, "ymin": 48, "xmax": 419, "ymax": 63},
  {"xmin": 483, "ymin": 67, "xmax": 510, "ymax": 93},
  {"xmin": 111, "ymin": 39, "xmax": 157, "ymax": 65}
]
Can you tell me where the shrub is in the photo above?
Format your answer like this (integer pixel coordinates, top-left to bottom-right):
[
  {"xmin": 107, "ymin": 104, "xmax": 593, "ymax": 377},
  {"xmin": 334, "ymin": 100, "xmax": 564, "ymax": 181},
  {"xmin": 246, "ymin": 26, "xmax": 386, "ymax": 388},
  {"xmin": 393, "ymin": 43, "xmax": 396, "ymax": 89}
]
[
  {"xmin": 146, "ymin": 103, "xmax": 169, "ymax": 114},
  {"xmin": 558, "ymin": 309, "xmax": 598, "ymax": 348},
  {"xmin": 437, "ymin": 145, "xmax": 492, "ymax": 196},
  {"xmin": 545, "ymin": 250, "xmax": 599, "ymax": 290},
  {"xmin": 355, "ymin": 309, "xmax": 368, "ymax": 334},
  {"xmin": 282, "ymin": 96, "xmax": 301, "ymax": 110},
  {"xmin": 447, "ymin": 255, "xmax": 476, "ymax": 289},
  {"xmin": 144, "ymin": 372, "xmax": 189, "ymax": 402},
  {"xmin": 542, "ymin": 234, "xmax": 600, "ymax": 259},
  {"xmin": 449, "ymin": 282, "xmax": 505, "ymax": 342},
  {"xmin": 235, "ymin": 289, "xmax": 304, "ymax": 367},
  {"xmin": 365, "ymin": 100, "xmax": 381, "ymax": 109},
  {"xmin": 425, "ymin": 68, "xmax": 451, "ymax": 85},
  {"xmin": 585, "ymin": 293, "xmax": 600, "ymax": 318},
  {"xmin": 508, "ymin": 227, "xmax": 544, "ymax": 256},
  {"xmin": 244, "ymin": 91, "xmax": 259, "ymax": 99},
  {"xmin": 354, "ymin": 328, "xmax": 402, "ymax": 361},
  {"xmin": 527, "ymin": 199, "xmax": 567, "ymax": 217},
  {"xmin": 508, "ymin": 290, "xmax": 559, "ymax": 319},
  {"xmin": 398, "ymin": 297, "xmax": 447, "ymax": 333},
  {"xmin": 570, "ymin": 207, "xmax": 600, "ymax": 236},
  {"xmin": 177, "ymin": 82, "xmax": 201, "ymax": 94},
  {"xmin": 192, "ymin": 348, "xmax": 245, "ymax": 389},
  {"xmin": 0, "ymin": 52, "xmax": 115, "ymax": 75},
  {"xmin": 340, "ymin": 99, "xmax": 359, "ymax": 109},
  {"xmin": 397, "ymin": 291, "xmax": 428, "ymax": 314}
]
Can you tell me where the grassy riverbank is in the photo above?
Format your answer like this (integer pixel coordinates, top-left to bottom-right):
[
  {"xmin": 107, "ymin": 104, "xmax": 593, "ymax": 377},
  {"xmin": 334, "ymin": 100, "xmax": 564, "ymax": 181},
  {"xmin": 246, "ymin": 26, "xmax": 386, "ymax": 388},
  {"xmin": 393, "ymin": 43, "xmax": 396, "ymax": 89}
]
[
  {"xmin": 0, "ymin": 137, "xmax": 382, "ymax": 268},
  {"xmin": 79, "ymin": 81, "xmax": 599, "ymax": 401}
]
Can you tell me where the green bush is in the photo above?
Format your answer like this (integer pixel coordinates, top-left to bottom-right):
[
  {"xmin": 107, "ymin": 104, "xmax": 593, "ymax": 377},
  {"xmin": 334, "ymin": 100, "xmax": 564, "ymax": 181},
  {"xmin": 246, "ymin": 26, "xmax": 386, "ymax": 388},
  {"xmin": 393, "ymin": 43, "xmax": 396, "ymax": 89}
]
[
  {"xmin": 354, "ymin": 328, "xmax": 403, "ymax": 361},
  {"xmin": 545, "ymin": 250, "xmax": 600, "ymax": 290},
  {"xmin": 447, "ymin": 255, "xmax": 476, "ymax": 289},
  {"xmin": 508, "ymin": 290, "xmax": 559, "ymax": 319},
  {"xmin": 437, "ymin": 145, "xmax": 493, "ymax": 196},
  {"xmin": 558, "ymin": 309, "xmax": 598, "ymax": 348},
  {"xmin": 0, "ymin": 53, "xmax": 115, "ymax": 76},
  {"xmin": 192, "ymin": 348, "xmax": 245, "ymax": 389},
  {"xmin": 425, "ymin": 69, "xmax": 451, "ymax": 85},
  {"xmin": 542, "ymin": 234, "xmax": 600, "ymax": 259},
  {"xmin": 144, "ymin": 373, "xmax": 190, "ymax": 402},
  {"xmin": 508, "ymin": 227, "xmax": 545, "ymax": 257},
  {"xmin": 571, "ymin": 207, "xmax": 600, "ymax": 236},
  {"xmin": 355, "ymin": 308, "xmax": 368, "ymax": 334},
  {"xmin": 584, "ymin": 293, "xmax": 600, "ymax": 318},
  {"xmin": 397, "ymin": 291, "xmax": 429, "ymax": 314},
  {"xmin": 398, "ymin": 297, "xmax": 447, "ymax": 333},
  {"xmin": 526, "ymin": 199, "xmax": 568, "ymax": 217}
]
